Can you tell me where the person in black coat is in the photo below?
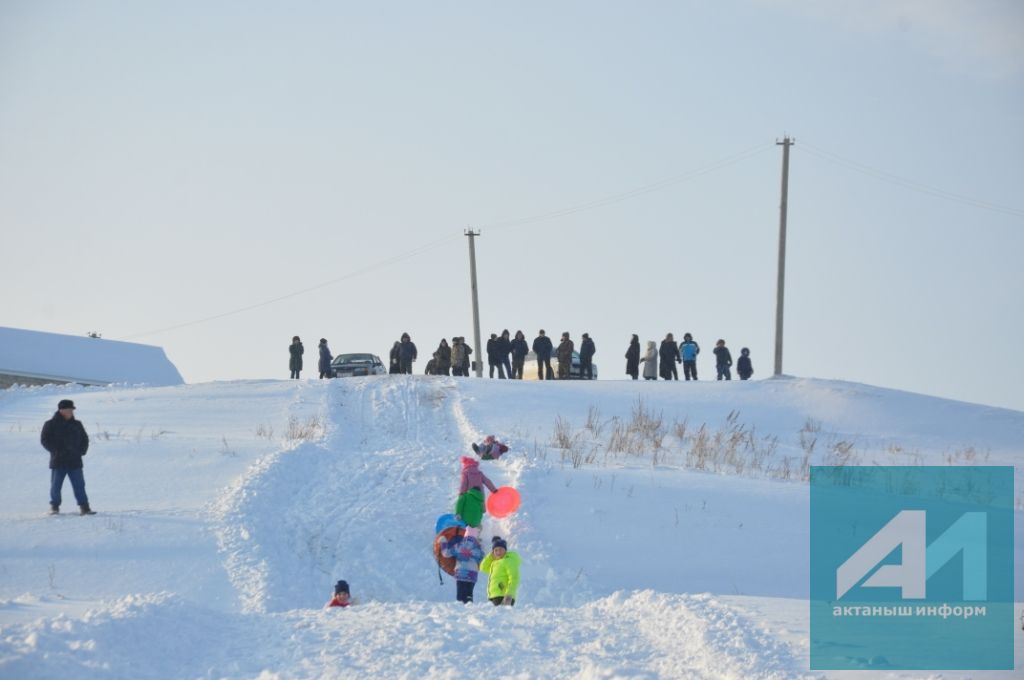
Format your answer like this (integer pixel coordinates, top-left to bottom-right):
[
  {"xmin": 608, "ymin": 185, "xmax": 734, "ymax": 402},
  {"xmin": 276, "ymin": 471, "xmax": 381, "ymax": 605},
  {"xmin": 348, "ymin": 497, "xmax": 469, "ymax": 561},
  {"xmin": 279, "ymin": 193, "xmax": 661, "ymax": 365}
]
[
  {"xmin": 532, "ymin": 330, "xmax": 554, "ymax": 380},
  {"xmin": 389, "ymin": 341, "xmax": 401, "ymax": 374},
  {"xmin": 659, "ymin": 333, "xmax": 680, "ymax": 380},
  {"xmin": 40, "ymin": 399, "xmax": 95, "ymax": 515},
  {"xmin": 434, "ymin": 339, "xmax": 452, "ymax": 376},
  {"xmin": 624, "ymin": 334, "xmax": 640, "ymax": 380},
  {"xmin": 579, "ymin": 333, "xmax": 596, "ymax": 380},
  {"xmin": 737, "ymin": 347, "xmax": 753, "ymax": 380},
  {"xmin": 461, "ymin": 337, "xmax": 473, "ymax": 375},
  {"xmin": 510, "ymin": 330, "xmax": 529, "ymax": 380},
  {"xmin": 713, "ymin": 339, "xmax": 733, "ymax": 381},
  {"xmin": 289, "ymin": 336, "xmax": 304, "ymax": 379},
  {"xmin": 399, "ymin": 333, "xmax": 417, "ymax": 374},
  {"xmin": 497, "ymin": 330, "xmax": 513, "ymax": 380},
  {"xmin": 318, "ymin": 338, "xmax": 333, "ymax": 379},
  {"xmin": 486, "ymin": 333, "xmax": 500, "ymax": 378}
]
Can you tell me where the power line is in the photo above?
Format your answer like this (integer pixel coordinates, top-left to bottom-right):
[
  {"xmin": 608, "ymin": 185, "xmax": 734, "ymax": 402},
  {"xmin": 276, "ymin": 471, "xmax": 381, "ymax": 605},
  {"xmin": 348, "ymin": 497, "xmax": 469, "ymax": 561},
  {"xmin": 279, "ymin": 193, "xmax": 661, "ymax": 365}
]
[
  {"xmin": 798, "ymin": 140, "xmax": 1024, "ymax": 219},
  {"xmin": 121, "ymin": 142, "xmax": 775, "ymax": 340},
  {"xmin": 119, "ymin": 233, "xmax": 461, "ymax": 340},
  {"xmin": 479, "ymin": 142, "xmax": 775, "ymax": 230}
]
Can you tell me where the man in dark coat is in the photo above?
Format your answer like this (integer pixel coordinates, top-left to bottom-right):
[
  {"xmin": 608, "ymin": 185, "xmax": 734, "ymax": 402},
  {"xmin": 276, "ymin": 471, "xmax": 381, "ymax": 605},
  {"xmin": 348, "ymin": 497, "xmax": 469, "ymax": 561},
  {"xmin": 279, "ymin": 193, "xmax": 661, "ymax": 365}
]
[
  {"xmin": 289, "ymin": 336, "xmax": 304, "ymax": 379},
  {"xmin": 659, "ymin": 333, "xmax": 681, "ymax": 380},
  {"xmin": 399, "ymin": 333, "xmax": 417, "ymax": 374},
  {"xmin": 40, "ymin": 399, "xmax": 95, "ymax": 515},
  {"xmin": 532, "ymin": 330, "xmax": 554, "ymax": 380},
  {"xmin": 557, "ymin": 332, "xmax": 575, "ymax": 379},
  {"xmin": 486, "ymin": 333, "xmax": 501, "ymax": 378},
  {"xmin": 510, "ymin": 331, "xmax": 529, "ymax": 380},
  {"xmin": 579, "ymin": 333, "xmax": 596, "ymax": 380},
  {"xmin": 497, "ymin": 330, "xmax": 513, "ymax": 380}
]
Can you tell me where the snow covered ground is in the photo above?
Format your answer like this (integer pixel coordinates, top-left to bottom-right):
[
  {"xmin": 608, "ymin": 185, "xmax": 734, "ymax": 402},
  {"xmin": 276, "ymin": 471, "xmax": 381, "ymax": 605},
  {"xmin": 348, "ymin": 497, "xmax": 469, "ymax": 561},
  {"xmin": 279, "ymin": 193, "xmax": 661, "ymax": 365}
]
[{"xmin": 0, "ymin": 376, "xmax": 1020, "ymax": 679}]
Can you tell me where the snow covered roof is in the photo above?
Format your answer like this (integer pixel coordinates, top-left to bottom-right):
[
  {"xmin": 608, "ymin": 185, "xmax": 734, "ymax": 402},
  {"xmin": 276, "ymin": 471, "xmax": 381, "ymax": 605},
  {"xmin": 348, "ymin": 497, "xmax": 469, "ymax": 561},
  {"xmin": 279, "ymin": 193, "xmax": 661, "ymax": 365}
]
[{"xmin": 0, "ymin": 326, "xmax": 184, "ymax": 386}]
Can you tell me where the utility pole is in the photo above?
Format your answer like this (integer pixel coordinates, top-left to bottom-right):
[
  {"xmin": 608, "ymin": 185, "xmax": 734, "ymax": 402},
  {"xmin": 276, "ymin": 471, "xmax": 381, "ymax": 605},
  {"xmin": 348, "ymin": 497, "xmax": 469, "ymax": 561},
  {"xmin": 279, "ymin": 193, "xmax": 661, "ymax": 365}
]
[
  {"xmin": 774, "ymin": 136, "xmax": 794, "ymax": 377},
  {"xmin": 465, "ymin": 229, "xmax": 484, "ymax": 377}
]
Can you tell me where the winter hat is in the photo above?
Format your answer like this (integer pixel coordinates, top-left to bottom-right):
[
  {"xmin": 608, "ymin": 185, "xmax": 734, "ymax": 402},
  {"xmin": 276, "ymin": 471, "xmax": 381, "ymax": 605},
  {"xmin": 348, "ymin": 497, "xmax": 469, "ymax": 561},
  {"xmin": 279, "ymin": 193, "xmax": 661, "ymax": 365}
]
[
  {"xmin": 320, "ymin": 338, "xmax": 327, "ymax": 344},
  {"xmin": 461, "ymin": 456, "xmax": 478, "ymax": 468},
  {"xmin": 334, "ymin": 580, "xmax": 349, "ymax": 595},
  {"xmin": 492, "ymin": 537, "xmax": 508, "ymax": 551},
  {"xmin": 57, "ymin": 399, "xmax": 75, "ymax": 410},
  {"xmin": 741, "ymin": 347, "xmax": 750, "ymax": 355}
]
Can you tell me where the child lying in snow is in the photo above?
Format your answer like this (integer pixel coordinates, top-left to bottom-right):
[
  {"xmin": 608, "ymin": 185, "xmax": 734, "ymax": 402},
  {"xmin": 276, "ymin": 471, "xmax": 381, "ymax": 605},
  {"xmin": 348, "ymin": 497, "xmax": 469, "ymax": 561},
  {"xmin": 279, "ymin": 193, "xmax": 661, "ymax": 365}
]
[
  {"xmin": 472, "ymin": 435, "xmax": 509, "ymax": 460},
  {"xmin": 325, "ymin": 579, "xmax": 353, "ymax": 608}
]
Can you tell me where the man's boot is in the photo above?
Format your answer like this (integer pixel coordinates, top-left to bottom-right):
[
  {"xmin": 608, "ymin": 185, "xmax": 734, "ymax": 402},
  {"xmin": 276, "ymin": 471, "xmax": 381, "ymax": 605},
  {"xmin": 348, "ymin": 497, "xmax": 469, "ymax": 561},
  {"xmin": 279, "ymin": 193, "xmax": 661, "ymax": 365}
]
[
  {"xmin": 80, "ymin": 504, "xmax": 97, "ymax": 516},
  {"xmin": 49, "ymin": 504, "xmax": 59, "ymax": 515}
]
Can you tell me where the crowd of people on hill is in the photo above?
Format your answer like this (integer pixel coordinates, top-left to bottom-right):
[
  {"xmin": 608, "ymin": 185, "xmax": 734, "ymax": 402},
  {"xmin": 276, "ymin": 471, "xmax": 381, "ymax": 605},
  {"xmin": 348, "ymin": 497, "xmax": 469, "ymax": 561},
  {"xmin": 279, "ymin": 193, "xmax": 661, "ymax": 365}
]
[{"xmin": 290, "ymin": 331, "xmax": 755, "ymax": 382}]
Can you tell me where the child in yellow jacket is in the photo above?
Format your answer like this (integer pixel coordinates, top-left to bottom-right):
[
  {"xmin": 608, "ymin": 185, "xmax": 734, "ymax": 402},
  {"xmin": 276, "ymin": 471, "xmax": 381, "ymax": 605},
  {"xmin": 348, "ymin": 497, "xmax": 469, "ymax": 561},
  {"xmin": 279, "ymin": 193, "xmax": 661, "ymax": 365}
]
[{"xmin": 479, "ymin": 536, "xmax": 521, "ymax": 606}]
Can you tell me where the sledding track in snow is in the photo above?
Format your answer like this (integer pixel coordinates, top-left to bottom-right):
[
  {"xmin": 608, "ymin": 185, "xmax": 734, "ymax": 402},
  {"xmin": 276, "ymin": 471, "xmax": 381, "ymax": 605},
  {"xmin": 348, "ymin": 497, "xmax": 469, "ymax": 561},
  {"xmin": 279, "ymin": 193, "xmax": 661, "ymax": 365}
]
[{"xmin": 213, "ymin": 375, "xmax": 519, "ymax": 612}]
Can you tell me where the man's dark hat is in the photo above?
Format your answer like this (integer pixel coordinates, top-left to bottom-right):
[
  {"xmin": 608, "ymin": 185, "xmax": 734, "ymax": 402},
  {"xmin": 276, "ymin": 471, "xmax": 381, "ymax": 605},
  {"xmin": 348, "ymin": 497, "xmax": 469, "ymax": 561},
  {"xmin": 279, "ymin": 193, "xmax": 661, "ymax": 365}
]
[{"xmin": 57, "ymin": 399, "xmax": 75, "ymax": 410}]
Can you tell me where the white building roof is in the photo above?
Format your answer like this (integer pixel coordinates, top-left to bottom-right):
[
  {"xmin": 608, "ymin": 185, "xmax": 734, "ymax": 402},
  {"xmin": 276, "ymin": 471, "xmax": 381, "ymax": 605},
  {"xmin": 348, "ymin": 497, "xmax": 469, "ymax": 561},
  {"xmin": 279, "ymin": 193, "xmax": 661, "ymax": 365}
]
[{"xmin": 0, "ymin": 327, "xmax": 184, "ymax": 386}]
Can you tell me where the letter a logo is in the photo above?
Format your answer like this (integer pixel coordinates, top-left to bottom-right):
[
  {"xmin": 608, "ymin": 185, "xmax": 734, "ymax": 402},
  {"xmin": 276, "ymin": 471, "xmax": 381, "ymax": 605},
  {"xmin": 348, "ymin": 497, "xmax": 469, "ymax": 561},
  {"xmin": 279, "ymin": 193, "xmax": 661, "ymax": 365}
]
[{"xmin": 836, "ymin": 510, "xmax": 987, "ymax": 600}]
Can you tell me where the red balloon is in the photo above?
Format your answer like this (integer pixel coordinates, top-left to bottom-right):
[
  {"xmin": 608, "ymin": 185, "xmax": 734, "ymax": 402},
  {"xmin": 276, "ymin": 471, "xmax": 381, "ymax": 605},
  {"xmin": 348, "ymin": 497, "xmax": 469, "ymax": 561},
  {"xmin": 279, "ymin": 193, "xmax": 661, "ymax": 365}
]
[{"xmin": 486, "ymin": 486, "xmax": 521, "ymax": 518}]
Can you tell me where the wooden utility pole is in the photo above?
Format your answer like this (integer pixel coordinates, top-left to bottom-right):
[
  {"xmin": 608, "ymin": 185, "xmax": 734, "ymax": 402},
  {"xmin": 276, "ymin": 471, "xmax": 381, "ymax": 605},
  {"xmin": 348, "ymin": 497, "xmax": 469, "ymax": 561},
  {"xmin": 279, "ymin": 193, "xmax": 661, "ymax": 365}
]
[
  {"xmin": 774, "ymin": 136, "xmax": 794, "ymax": 377},
  {"xmin": 465, "ymin": 229, "xmax": 483, "ymax": 377}
]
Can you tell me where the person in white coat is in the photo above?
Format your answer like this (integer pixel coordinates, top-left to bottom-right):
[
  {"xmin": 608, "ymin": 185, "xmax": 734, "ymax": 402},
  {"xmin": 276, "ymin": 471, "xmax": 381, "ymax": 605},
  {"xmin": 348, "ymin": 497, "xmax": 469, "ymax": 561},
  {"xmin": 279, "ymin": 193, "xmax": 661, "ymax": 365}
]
[{"xmin": 641, "ymin": 341, "xmax": 658, "ymax": 380}]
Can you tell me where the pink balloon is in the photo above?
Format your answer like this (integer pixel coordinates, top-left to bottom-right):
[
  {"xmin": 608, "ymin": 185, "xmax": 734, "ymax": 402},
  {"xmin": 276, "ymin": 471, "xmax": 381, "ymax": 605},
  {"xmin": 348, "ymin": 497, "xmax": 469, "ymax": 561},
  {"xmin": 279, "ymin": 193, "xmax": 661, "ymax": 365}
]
[{"xmin": 486, "ymin": 486, "xmax": 521, "ymax": 518}]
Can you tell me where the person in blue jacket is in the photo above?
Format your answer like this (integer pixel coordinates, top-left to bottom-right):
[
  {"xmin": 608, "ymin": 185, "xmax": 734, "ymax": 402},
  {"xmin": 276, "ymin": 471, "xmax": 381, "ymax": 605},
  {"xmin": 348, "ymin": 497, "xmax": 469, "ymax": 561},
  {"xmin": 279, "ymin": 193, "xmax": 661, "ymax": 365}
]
[
  {"xmin": 318, "ymin": 338, "xmax": 333, "ymax": 379},
  {"xmin": 680, "ymin": 333, "xmax": 700, "ymax": 381}
]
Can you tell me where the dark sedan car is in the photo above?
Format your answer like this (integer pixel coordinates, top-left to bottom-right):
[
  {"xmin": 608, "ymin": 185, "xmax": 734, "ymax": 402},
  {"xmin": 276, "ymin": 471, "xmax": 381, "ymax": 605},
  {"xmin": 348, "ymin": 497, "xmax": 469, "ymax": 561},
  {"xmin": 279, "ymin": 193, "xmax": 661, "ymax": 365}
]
[{"xmin": 330, "ymin": 353, "xmax": 387, "ymax": 378}]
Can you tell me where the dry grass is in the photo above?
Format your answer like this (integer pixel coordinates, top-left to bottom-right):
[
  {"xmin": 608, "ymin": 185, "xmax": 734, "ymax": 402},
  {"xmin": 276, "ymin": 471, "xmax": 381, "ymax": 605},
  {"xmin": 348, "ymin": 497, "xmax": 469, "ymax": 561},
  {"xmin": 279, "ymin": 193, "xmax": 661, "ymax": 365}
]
[{"xmin": 285, "ymin": 415, "xmax": 325, "ymax": 442}]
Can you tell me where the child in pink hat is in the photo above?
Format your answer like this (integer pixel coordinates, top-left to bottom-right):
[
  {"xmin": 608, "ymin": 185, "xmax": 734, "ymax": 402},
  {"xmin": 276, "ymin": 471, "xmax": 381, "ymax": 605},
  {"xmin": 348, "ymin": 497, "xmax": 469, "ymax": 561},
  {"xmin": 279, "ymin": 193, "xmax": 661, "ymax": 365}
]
[{"xmin": 455, "ymin": 456, "xmax": 497, "ymax": 528}]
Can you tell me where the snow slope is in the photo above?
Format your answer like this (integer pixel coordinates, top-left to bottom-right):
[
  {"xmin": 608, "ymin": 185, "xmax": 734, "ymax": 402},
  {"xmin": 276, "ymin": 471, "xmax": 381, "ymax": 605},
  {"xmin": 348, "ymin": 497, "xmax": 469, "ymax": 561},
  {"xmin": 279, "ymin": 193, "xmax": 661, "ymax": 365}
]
[{"xmin": 0, "ymin": 376, "xmax": 1020, "ymax": 679}]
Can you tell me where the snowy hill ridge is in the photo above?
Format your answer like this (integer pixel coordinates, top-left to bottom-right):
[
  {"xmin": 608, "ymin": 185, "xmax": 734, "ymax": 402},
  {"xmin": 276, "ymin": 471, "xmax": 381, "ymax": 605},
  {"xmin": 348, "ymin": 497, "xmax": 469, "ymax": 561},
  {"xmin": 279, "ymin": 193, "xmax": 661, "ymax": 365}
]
[{"xmin": 0, "ymin": 376, "xmax": 1021, "ymax": 679}]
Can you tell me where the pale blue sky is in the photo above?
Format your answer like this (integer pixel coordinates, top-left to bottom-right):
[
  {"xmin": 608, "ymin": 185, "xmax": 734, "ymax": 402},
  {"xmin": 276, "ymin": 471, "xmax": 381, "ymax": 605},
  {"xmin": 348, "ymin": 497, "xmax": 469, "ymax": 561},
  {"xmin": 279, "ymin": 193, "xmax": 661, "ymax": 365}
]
[{"xmin": 2, "ymin": 1, "xmax": 1022, "ymax": 411}]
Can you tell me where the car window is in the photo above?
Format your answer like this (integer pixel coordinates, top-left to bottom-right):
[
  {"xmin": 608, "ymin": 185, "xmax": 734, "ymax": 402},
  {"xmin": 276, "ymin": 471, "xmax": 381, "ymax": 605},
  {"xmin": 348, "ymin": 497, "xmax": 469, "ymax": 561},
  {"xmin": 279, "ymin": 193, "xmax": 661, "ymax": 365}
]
[{"xmin": 335, "ymin": 354, "xmax": 375, "ymax": 363}]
